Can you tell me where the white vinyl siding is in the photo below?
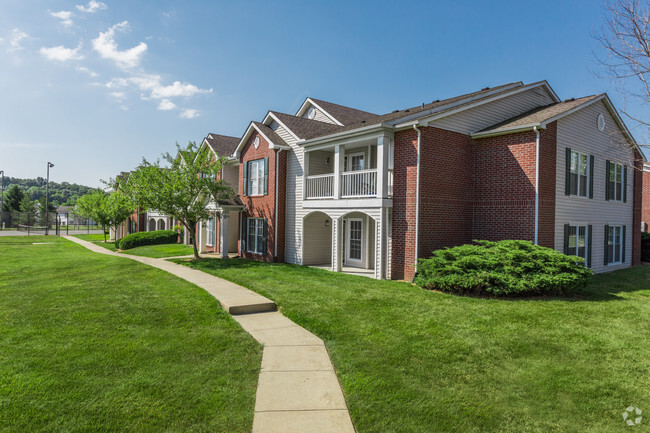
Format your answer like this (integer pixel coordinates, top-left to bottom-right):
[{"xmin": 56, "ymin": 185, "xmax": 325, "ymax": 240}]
[
  {"xmin": 555, "ymin": 100, "xmax": 634, "ymax": 273},
  {"xmin": 431, "ymin": 86, "xmax": 556, "ymax": 134},
  {"xmin": 302, "ymin": 104, "xmax": 337, "ymax": 124}
]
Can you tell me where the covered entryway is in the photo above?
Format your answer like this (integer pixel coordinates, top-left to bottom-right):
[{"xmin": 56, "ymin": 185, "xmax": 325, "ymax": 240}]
[{"xmin": 303, "ymin": 211, "xmax": 332, "ymax": 266}]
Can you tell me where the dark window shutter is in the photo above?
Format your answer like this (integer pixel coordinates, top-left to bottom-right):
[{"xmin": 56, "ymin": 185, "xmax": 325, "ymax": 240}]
[
  {"xmin": 589, "ymin": 155, "xmax": 595, "ymax": 199},
  {"xmin": 565, "ymin": 148, "xmax": 572, "ymax": 195},
  {"xmin": 563, "ymin": 224, "xmax": 570, "ymax": 254},
  {"xmin": 241, "ymin": 216, "xmax": 247, "ymax": 252},
  {"xmin": 242, "ymin": 161, "xmax": 248, "ymax": 196},
  {"xmin": 623, "ymin": 165, "xmax": 628, "ymax": 203},
  {"xmin": 622, "ymin": 225, "xmax": 627, "ymax": 263},
  {"xmin": 587, "ymin": 225, "xmax": 594, "ymax": 268},
  {"xmin": 605, "ymin": 160, "xmax": 610, "ymax": 201},
  {"xmin": 604, "ymin": 224, "xmax": 609, "ymax": 265},
  {"xmin": 262, "ymin": 219, "xmax": 268, "ymax": 254},
  {"xmin": 263, "ymin": 157, "xmax": 269, "ymax": 195}
]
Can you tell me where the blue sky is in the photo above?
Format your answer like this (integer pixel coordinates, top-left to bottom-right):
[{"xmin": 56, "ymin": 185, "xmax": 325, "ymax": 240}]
[{"xmin": 1, "ymin": 0, "xmax": 646, "ymax": 188}]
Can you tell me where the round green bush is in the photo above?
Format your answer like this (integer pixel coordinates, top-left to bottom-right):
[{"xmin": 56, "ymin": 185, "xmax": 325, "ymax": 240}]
[
  {"xmin": 116, "ymin": 230, "xmax": 179, "ymax": 250},
  {"xmin": 414, "ymin": 240, "xmax": 592, "ymax": 297}
]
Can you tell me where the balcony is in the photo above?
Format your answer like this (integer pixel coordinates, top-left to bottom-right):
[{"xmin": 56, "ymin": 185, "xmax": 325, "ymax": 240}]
[
  {"xmin": 305, "ymin": 169, "xmax": 387, "ymax": 199},
  {"xmin": 306, "ymin": 173, "xmax": 335, "ymax": 199}
]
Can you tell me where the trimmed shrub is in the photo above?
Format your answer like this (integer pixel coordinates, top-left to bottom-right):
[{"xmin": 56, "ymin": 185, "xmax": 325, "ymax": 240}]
[
  {"xmin": 115, "ymin": 230, "xmax": 178, "ymax": 250},
  {"xmin": 414, "ymin": 240, "xmax": 592, "ymax": 297}
]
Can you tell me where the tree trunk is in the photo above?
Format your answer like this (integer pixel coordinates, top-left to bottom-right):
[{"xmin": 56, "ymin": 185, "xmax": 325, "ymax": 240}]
[
  {"xmin": 187, "ymin": 223, "xmax": 199, "ymax": 259},
  {"xmin": 103, "ymin": 225, "xmax": 107, "ymax": 243}
]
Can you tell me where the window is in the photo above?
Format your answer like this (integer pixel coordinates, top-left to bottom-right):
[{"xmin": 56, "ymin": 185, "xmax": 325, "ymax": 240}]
[
  {"xmin": 564, "ymin": 224, "xmax": 591, "ymax": 267},
  {"xmin": 243, "ymin": 158, "xmax": 268, "ymax": 196},
  {"xmin": 606, "ymin": 161, "xmax": 626, "ymax": 201},
  {"xmin": 567, "ymin": 150, "xmax": 591, "ymax": 197},
  {"xmin": 247, "ymin": 218, "xmax": 266, "ymax": 254},
  {"xmin": 606, "ymin": 225, "xmax": 625, "ymax": 265},
  {"xmin": 207, "ymin": 217, "xmax": 215, "ymax": 246}
]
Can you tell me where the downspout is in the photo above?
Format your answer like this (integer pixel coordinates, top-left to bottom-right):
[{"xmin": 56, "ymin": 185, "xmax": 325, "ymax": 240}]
[
  {"xmin": 274, "ymin": 149, "xmax": 281, "ymax": 261},
  {"xmin": 533, "ymin": 126, "xmax": 540, "ymax": 245},
  {"xmin": 413, "ymin": 125, "xmax": 422, "ymax": 280}
]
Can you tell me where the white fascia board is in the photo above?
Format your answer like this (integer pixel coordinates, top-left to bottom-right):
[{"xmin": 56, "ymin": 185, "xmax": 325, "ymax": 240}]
[
  {"xmin": 266, "ymin": 112, "xmax": 302, "ymax": 142},
  {"xmin": 232, "ymin": 122, "xmax": 256, "ymax": 158},
  {"xmin": 251, "ymin": 123, "xmax": 291, "ymax": 150},
  {"xmin": 295, "ymin": 98, "xmax": 312, "ymax": 117},
  {"xmin": 294, "ymin": 98, "xmax": 345, "ymax": 126},
  {"xmin": 298, "ymin": 123, "xmax": 388, "ymax": 148},
  {"xmin": 470, "ymin": 123, "xmax": 542, "ymax": 139},
  {"xmin": 540, "ymin": 95, "xmax": 605, "ymax": 128},
  {"xmin": 394, "ymin": 81, "xmax": 555, "ymax": 129},
  {"xmin": 303, "ymin": 130, "xmax": 390, "ymax": 152},
  {"xmin": 599, "ymin": 94, "xmax": 644, "ymax": 160}
]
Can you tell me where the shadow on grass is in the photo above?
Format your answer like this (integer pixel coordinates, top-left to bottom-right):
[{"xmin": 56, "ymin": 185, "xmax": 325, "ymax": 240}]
[{"xmin": 171, "ymin": 257, "xmax": 650, "ymax": 303}]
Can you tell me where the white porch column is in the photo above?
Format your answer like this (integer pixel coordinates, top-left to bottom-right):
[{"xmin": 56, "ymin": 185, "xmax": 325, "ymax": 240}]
[
  {"xmin": 375, "ymin": 208, "xmax": 385, "ymax": 280},
  {"xmin": 333, "ymin": 144, "xmax": 343, "ymax": 199},
  {"xmin": 332, "ymin": 216, "xmax": 342, "ymax": 272},
  {"xmin": 220, "ymin": 212, "xmax": 229, "ymax": 259},
  {"xmin": 199, "ymin": 221, "xmax": 207, "ymax": 253},
  {"xmin": 377, "ymin": 135, "xmax": 390, "ymax": 199}
]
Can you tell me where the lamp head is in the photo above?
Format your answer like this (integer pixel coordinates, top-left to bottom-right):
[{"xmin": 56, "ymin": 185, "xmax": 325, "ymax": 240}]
[{"xmin": 48, "ymin": 162, "xmax": 54, "ymax": 168}]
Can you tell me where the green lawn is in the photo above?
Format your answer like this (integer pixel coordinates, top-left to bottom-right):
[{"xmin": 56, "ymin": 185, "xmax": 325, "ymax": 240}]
[
  {"xmin": 174, "ymin": 257, "xmax": 650, "ymax": 433},
  {"xmin": 72, "ymin": 235, "xmax": 193, "ymax": 257},
  {"xmin": 0, "ymin": 236, "xmax": 261, "ymax": 433}
]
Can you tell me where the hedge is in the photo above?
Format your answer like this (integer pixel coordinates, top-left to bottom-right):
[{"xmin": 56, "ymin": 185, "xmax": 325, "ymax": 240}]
[
  {"xmin": 115, "ymin": 230, "xmax": 179, "ymax": 250},
  {"xmin": 641, "ymin": 232, "xmax": 650, "ymax": 262},
  {"xmin": 414, "ymin": 240, "xmax": 592, "ymax": 297}
]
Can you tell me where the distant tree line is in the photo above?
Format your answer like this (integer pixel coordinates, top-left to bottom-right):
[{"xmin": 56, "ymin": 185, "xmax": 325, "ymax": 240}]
[{"xmin": 0, "ymin": 176, "xmax": 99, "ymax": 207}]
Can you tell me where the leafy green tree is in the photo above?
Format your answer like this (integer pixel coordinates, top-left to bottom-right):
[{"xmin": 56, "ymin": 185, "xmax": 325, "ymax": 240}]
[
  {"xmin": 19, "ymin": 196, "xmax": 35, "ymax": 225},
  {"xmin": 2, "ymin": 185, "xmax": 24, "ymax": 212},
  {"xmin": 115, "ymin": 141, "xmax": 233, "ymax": 259},
  {"xmin": 75, "ymin": 191, "xmax": 134, "ymax": 242},
  {"xmin": 37, "ymin": 197, "xmax": 57, "ymax": 226}
]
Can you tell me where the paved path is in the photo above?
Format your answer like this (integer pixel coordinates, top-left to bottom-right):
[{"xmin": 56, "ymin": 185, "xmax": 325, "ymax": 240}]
[{"xmin": 63, "ymin": 236, "xmax": 356, "ymax": 433}]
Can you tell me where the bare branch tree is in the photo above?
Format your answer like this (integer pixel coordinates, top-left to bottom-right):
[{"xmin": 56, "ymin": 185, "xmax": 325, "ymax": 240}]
[{"xmin": 596, "ymin": 0, "xmax": 650, "ymax": 126}]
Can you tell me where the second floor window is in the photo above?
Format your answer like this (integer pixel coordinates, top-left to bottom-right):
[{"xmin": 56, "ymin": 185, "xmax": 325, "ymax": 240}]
[
  {"xmin": 565, "ymin": 149, "xmax": 592, "ymax": 198},
  {"xmin": 606, "ymin": 161, "xmax": 626, "ymax": 202},
  {"xmin": 242, "ymin": 157, "xmax": 268, "ymax": 196}
]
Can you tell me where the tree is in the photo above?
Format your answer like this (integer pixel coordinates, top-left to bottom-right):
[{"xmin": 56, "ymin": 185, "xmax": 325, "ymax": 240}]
[
  {"xmin": 2, "ymin": 185, "xmax": 24, "ymax": 212},
  {"xmin": 19, "ymin": 196, "xmax": 35, "ymax": 225},
  {"xmin": 75, "ymin": 191, "xmax": 134, "ymax": 242},
  {"xmin": 115, "ymin": 141, "xmax": 233, "ymax": 259},
  {"xmin": 37, "ymin": 197, "xmax": 57, "ymax": 226},
  {"xmin": 596, "ymin": 0, "xmax": 650, "ymax": 126}
]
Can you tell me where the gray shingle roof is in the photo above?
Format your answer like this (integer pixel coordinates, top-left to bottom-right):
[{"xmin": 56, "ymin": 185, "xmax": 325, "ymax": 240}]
[
  {"xmin": 308, "ymin": 98, "xmax": 379, "ymax": 125},
  {"xmin": 270, "ymin": 111, "xmax": 344, "ymax": 140},
  {"xmin": 204, "ymin": 133, "xmax": 240, "ymax": 157},
  {"xmin": 477, "ymin": 95, "xmax": 601, "ymax": 134},
  {"xmin": 252, "ymin": 122, "xmax": 288, "ymax": 148}
]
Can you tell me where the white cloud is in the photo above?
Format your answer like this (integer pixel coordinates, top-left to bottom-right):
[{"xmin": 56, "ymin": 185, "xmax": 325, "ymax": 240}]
[
  {"xmin": 179, "ymin": 109, "xmax": 199, "ymax": 119},
  {"xmin": 76, "ymin": 0, "xmax": 107, "ymax": 13},
  {"xmin": 40, "ymin": 44, "xmax": 83, "ymax": 61},
  {"xmin": 92, "ymin": 21, "xmax": 147, "ymax": 69},
  {"xmin": 9, "ymin": 29, "xmax": 28, "ymax": 52},
  {"xmin": 157, "ymin": 99, "xmax": 176, "ymax": 111},
  {"xmin": 150, "ymin": 81, "xmax": 212, "ymax": 99},
  {"xmin": 76, "ymin": 66, "xmax": 99, "ymax": 77},
  {"xmin": 50, "ymin": 10, "xmax": 73, "ymax": 28}
]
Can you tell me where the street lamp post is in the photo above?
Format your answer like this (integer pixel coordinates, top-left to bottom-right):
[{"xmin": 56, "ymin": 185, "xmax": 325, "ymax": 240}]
[
  {"xmin": 45, "ymin": 162, "xmax": 54, "ymax": 235},
  {"xmin": 0, "ymin": 170, "xmax": 4, "ymax": 230}
]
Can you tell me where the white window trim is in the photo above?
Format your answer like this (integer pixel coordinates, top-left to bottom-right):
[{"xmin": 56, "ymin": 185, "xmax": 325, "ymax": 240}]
[
  {"xmin": 609, "ymin": 162, "xmax": 624, "ymax": 202},
  {"xmin": 248, "ymin": 159, "xmax": 264, "ymax": 196},
  {"xmin": 206, "ymin": 217, "xmax": 215, "ymax": 246},
  {"xmin": 607, "ymin": 224, "xmax": 624, "ymax": 265},
  {"xmin": 569, "ymin": 150, "xmax": 590, "ymax": 198},
  {"xmin": 247, "ymin": 217, "xmax": 265, "ymax": 255},
  {"xmin": 347, "ymin": 152, "xmax": 366, "ymax": 172},
  {"xmin": 566, "ymin": 223, "xmax": 588, "ymax": 263}
]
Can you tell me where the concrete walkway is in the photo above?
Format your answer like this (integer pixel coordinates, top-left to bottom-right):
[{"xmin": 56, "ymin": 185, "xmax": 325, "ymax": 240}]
[{"xmin": 63, "ymin": 236, "xmax": 356, "ymax": 433}]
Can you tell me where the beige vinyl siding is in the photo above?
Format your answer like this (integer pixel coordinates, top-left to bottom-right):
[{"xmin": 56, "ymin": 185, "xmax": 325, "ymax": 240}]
[
  {"xmin": 277, "ymin": 126, "xmax": 304, "ymax": 264},
  {"xmin": 308, "ymin": 150, "xmax": 335, "ymax": 175},
  {"xmin": 227, "ymin": 211, "xmax": 239, "ymax": 253},
  {"xmin": 302, "ymin": 213, "xmax": 332, "ymax": 265},
  {"xmin": 554, "ymin": 99, "xmax": 634, "ymax": 273},
  {"xmin": 303, "ymin": 104, "xmax": 337, "ymax": 124},
  {"xmin": 271, "ymin": 121, "xmax": 298, "ymax": 144},
  {"xmin": 222, "ymin": 164, "xmax": 239, "ymax": 194},
  {"xmin": 431, "ymin": 86, "xmax": 556, "ymax": 134}
]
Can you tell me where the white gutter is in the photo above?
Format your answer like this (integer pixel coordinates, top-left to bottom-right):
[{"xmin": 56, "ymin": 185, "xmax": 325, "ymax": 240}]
[
  {"xmin": 274, "ymin": 149, "xmax": 281, "ymax": 259},
  {"xmin": 533, "ymin": 126, "xmax": 540, "ymax": 245},
  {"xmin": 413, "ymin": 124, "xmax": 422, "ymax": 278}
]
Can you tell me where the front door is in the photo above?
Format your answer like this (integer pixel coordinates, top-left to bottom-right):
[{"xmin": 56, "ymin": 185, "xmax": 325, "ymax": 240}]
[{"xmin": 346, "ymin": 218, "xmax": 363, "ymax": 267}]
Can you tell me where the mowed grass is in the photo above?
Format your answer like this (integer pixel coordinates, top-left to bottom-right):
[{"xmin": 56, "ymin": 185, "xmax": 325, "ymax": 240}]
[
  {"xmin": 72, "ymin": 235, "xmax": 194, "ymax": 258},
  {"xmin": 0, "ymin": 236, "xmax": 262, "ymax": 433},
  {"xmin": 175, "ymin": 257, "xmax": 650, "ymax": 433}
]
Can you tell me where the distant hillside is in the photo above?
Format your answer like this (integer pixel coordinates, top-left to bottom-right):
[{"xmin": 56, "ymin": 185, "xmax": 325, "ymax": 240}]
[{"xmin": 1, "ymin": 177, "xmax": 100, "ymax": 207}]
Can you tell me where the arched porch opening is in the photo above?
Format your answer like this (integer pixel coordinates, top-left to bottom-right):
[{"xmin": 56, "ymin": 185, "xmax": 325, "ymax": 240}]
[
  {"xmin": 148, "ymin": 218, "xmax": 156, "ymax": 231},
  {"xmin": 302, "ymin": 211, "xmax": 332, "ymax": 266},
  {"xmin": 157, "ymin": 219, "xmax": 165, "ymax": 231}
]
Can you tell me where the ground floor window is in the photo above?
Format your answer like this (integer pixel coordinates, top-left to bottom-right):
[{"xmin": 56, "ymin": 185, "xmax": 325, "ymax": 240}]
[
  {"xmin": 207, "ymin": 217, "xmax": 215, "ymax": 246},
  {"xmin": 564, "ymin": 224, "xmax": 591, "ymax": 267},
  {"xmin": 606, "ymin": 225, "xmax": 625, "ymax": 265},
  {"xmin": 247, "ymin": 217, "xmax": 266, "ymax": 255}
]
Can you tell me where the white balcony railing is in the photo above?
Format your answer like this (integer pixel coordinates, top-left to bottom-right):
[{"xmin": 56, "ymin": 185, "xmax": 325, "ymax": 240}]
[
  {"xmin": 341, "ymin": 169, "xmax": 377, "ymax": 198},
  {"xmin": 305, "ymin": 173, "xmax": 334, "ymax": 199}
]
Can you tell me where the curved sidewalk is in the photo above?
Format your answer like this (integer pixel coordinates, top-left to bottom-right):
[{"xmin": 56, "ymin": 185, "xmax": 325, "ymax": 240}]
[{"xmin": 63, "ymin": 236, "xmax": 356, "ymax": 433}]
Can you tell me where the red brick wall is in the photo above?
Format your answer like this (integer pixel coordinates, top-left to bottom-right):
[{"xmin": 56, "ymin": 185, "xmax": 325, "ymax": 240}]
[
  {"xmin": 472, "ymin": 130, "xmax": 538, "ymax": 243},
  {"xmin": 537, "ymin": 122, "xmax": 557, "ymax": 248},
  {"xmin": 391, "ymin": 126, "xmax": 474, "ymax": 281},
  {"xmin": 239, "ymin": 131, "xmax": 286, "ymax": 262},
  {"xmin": 641, "ymin": 167, "xmax": 650, "ymax": 230},
  {"xmin": 633, "ymin": 150, "xmax": 643, "ymax": 265}
]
